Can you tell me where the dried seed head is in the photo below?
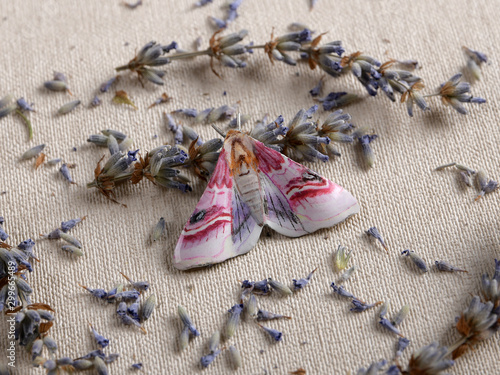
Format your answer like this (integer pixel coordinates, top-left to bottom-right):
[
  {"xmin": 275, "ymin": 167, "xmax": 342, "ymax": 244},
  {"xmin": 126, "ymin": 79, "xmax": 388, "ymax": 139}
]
[
  {"xmin": 225, "ymin": 303, "xmax": 244, "ymax": 339},
  {"xmin": 401, "ymin": 249, "xmax": 428, "ymax": 273},
  {"xmin": 340, "ymin": 265, "xmax": 357, "ymax": 281},
  {"xmin": 141, "ymin": 294, "xmax": 156, "ymax": 321}
]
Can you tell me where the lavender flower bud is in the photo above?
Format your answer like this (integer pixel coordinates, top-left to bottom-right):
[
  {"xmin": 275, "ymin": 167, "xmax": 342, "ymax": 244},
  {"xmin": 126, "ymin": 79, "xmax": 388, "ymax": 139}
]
[
  {"xmin": 178, "ymin": 305, "xmax": 200, "ymax": 336},
  {"xmin": 89, "ymin": 323, "xmax": 109, "ymax": 348},
  {"xmin": 435, "ymin": 260, "xmax": 467, "ymax": 273},
  {"xmin": 396, "ymin": 337, "xmax": 410, "ymax": 358},
  {"xmin": 330, "ymin": 282, "xmax": 356, "ymax": 299},
  {"xmin": 268, "ymin": 278, "xmax": 293, "ymax": 296},
  {"xmin": 392, "ymin": 304, "xmax": 410, "ymax": 326},
  {"xmin": 259, "ymin": 324, "xmax": 283, "ymax": 341},
  {"xmin": 293, "ymin": 268, "xmax": 317, "ymax": 290},
  {"xmin": 225, "ymin": 303, "xmax": 244, "ymax": 339},
  {"xmin": 57, "ymin": 100, "xmax": 81, "ymax": 115},
  {"xmin": 21, "ymin": 144, "xmax": 45, "ymax": 160},
  {"xmin": 401, "ymin": 250, "xmax": 428, "ymax": 273},
  {"xmin": 59, "ymin": 164, "xmax": 76, "ymax": 184},
  {"xmin": 59, "ymin": 232, "xmax": 81, "ymax": 248},
  {"xmin": 256, "ymin": 309, "xmax": 292, "ymax": 321},
  {"xmin": 229, "ymin": 345, "xmax": 242, "ymax": 369},
  {"xmin": 350, "ymin": 299, "xmax": 381, "ymax": 313},
  {"xmin": 365, "ymin": 227, "xmax": 388, "ymax": 251}
]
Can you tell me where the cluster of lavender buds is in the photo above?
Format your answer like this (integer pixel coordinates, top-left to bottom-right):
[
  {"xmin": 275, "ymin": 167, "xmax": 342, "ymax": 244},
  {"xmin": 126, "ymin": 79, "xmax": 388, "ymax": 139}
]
[
  {"xmin": 114, "ymin": 28, "xmax": 486, "ymax": 118},
  {"xmin": 87, "ymin": 129, "xmax": 134, "ymax": 156},
  {"xmin": 462, "ymin": 47, "xmax": 488, "ymax": 81},
  {"xmin": 434, "ymin": 162, "xmax": 498, "ymax": 200},
  {"xmin": 402, "ymin": 342, "xmax": 454, "ymax": 375},
  {"xmin": 10, "ymin": 303, "xmax": 54, "ymax": 348},
  {"xmin": 79, "ymin": 272, "xmax": 155, "ymax": 334},
  {"xmin": 448, "ymin": 261, "xmax": 499, "ymax": 359},
  {"xmin": 115, "ymin": 41, "xmax": 177, "ymax": 85},
  {"xmin": 178, "ymin": 305, "xmax": 200, "ymax": 351},
  {"xmin": 33, "ymin": 325, "xmax": 119, "ymax": 375},
  {"xmin": 86, "ymin": 107, "xmax": 363, "ymax": 206},
  {"xmin": 0, "ymin": 94, "xmax": 34, "ymax": 139},
  {"xmin": 0, "ymin": 240, "xmax": 38, "ymax": 312},
  {"xmin": 40, "ymin": 217, "xmax": 86, "ymax": 257}
]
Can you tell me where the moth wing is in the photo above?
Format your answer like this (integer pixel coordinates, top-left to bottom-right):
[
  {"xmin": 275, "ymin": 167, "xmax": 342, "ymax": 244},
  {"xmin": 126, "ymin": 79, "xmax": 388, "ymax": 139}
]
[
  {"xmin": 253, "ymin": 139, "xmax": 360, "ymax": 237},
  {"xmin": 173, "ymin": 149, "xmax": 262, "ymax": 270}
]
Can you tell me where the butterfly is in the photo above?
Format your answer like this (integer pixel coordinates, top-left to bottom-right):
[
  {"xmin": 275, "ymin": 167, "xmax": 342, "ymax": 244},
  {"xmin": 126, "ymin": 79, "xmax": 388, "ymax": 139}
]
[{"xmin": 173, "ymin": 129, "xmax": 360, "ymax": 270}]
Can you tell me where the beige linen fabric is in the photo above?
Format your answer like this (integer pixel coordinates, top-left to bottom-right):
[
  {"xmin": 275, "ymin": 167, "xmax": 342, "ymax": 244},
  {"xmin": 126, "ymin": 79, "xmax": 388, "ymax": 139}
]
[{"xmin": 0, "ymin": 0, "xmax": 499, "ymax": 373}]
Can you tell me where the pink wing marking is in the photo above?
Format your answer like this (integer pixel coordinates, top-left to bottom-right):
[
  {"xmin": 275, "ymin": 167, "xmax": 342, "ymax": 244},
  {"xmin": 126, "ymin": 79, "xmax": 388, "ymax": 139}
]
[
  {"xmin": 253, "ymin": 139, "xmax": 360, "ymax": 237},
  {"xmin": 173, "ymin": 149, "xmax": 262, "ymax": 270}
]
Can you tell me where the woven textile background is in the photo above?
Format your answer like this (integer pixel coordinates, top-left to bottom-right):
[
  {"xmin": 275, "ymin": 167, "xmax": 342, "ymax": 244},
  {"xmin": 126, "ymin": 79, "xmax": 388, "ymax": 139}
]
[{"xmin": 1, "ymin": 0, "xmax": 499, "ymax": 373}]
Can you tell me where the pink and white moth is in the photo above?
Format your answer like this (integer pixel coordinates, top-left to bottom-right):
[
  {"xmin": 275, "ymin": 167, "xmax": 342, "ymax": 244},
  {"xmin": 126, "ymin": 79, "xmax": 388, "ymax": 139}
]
[{"xmin": 173, "ymin": 129, "xmax": 360, "ymax": 270}]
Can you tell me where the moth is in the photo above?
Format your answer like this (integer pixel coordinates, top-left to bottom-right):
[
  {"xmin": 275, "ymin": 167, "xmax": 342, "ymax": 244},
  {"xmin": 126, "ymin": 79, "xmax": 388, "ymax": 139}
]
[{"xmin": 173, "ymin": 129, "xmax": 360, "ymax": 270}]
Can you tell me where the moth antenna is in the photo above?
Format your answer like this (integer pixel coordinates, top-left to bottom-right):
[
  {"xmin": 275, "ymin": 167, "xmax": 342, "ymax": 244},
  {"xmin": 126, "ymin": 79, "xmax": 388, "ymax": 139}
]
[{"xmin": 211, "ymin": 123, "xmax": 227, "ymax": 138}]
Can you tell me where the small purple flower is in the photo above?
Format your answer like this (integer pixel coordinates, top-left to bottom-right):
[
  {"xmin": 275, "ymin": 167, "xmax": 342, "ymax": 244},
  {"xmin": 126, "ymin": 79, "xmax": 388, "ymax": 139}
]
[
  {"xmin": 119, "ymin": 272, "xmax": 149, "ymax": 293},
  {"xmin": 358, "ymin": 134, "xmax": 378, "ymax": 168},
  {"xmin": 79, "ymin": 284, "xmax": 108, "ymax": 299},
  {"xmin": 350, "ymin": 299, "xmax": 381, "ymax": 313},
  {"xmin": 365, "ymin": 227, "xmax": 388, "ymax": 251},
  {"xmin": 401, "ymin": 250, "xmax": 428, "ymax": 273},
  {"xmin": 61, "ymin": 217, "xmax": 85, "ymax": 232},
  {"xmin": 395, "ymin": 337, "xmax": 410, "ymax": 358},
  {"xmin": 131, "ymin": 363, "xmax": 143, "ymax": 370},
  {"xmin": 174, "ymin": 108, "xmax": 198, "ymax": 117},
  {"xmin": 17, "ymin": 98, "xmax": 35, "ymax": 112},
  {"xmin": 89, "ymin": 323, "xmax": 110, "ymax": 348},
  {"xmin": 128, "ymin": 301, "xmax": 140, "ymax": 322},
  {"xmin": 292, "ymin": 268, "xmax": 317, "ymax": 290},
  {"xmin": 59, "ymin": 164, "xmax": 76, "ymax": 184},
  {"xmin": 200, "ymin": 331, "xmax": 221, "ymax": 368},
  {"xmin": 330, "ymin": 282, "xmax": 356, "ymax": 299},
  {"xmin": 100, "ymin": 77, "xmax": 117, "ymax": 93},
  {"xmin": 318, "ymin": 92, "xmax": 358, "ymax": 111},
  {"xmin": 91, "ymin": 96, "xmax": 102, "ymax": 107},
  {"xmin": 256, "ymin": 309, "xmax": 291, "ymax": 321},
  {"xmin": 435, "ymin": 260, "xmax": 467, "ymax": 273},
  {"xmin": 379, "ymin": 318, "xmax": 403, "ymax": 337},
  {"xmin": 259, "ymin": 324, "xmax": 283, "ymax": 342},
  {"xmin": 178, "ymin": 305, "xmax": 200, "ymax": 337},
  {"xmin": 309, "ymin": 77, "xmax": 324, "ymax": 97},
  {"xmin": 108, "ymin": 290, "xmax": 140, "ymax": 302}
]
